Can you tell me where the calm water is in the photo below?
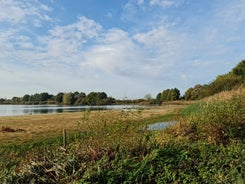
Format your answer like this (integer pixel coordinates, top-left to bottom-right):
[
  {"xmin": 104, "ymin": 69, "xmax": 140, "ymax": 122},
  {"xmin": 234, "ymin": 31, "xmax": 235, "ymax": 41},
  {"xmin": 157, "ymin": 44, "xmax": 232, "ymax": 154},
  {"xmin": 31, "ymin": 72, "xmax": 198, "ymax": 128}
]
[
  {"xmin": 147, "ymin": 121, "xmax": 176, "ymax": 131},
  {"xmin": 0, "ymin": 104, "xmax": 137, "ymax": 116}
]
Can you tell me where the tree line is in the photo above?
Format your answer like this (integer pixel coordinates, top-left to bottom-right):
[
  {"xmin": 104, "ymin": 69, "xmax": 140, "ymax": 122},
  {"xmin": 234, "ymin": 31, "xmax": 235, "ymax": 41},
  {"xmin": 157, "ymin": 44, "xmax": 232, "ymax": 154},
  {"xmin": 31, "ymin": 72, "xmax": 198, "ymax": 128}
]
[
  {"xmin": 152, "ymin": 60, "xmax": 245, "ymax": 104},
  {"xmin": 1, "ymin": 60, "xmax": 244, "ymax": 105},
  {"xmin": 184, "ymin": 60, "xmax": 245, "ymax": 100},
  {"xmin": 154, "ymin": 88, "xmax": 181, "ymax": 104},
  {"xmin": 1, "ymin": 92, "xmax": 115, "ymax": 106}
]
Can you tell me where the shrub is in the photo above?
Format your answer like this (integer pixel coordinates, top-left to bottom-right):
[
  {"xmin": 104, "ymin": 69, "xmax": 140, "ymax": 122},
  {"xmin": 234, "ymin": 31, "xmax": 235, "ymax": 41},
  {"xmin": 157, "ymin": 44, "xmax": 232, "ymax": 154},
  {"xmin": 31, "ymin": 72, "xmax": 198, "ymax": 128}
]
[{"xmin": 179, "ymin": 93, "xmax": 245, "ymax": 143}]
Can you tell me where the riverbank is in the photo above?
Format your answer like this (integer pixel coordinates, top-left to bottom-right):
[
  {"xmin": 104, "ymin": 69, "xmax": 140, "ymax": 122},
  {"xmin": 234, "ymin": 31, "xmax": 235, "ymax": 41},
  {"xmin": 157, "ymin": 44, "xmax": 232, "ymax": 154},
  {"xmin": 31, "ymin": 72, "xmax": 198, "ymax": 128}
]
[{"xmin": 0, "ymin": 104, "xmax": 184, "ymax": 145}]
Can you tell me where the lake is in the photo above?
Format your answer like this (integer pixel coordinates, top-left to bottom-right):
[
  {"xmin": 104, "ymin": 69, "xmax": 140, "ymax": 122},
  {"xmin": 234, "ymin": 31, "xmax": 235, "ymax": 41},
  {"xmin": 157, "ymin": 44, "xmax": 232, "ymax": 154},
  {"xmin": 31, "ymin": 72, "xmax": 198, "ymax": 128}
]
[{"xmin": 0, "ymin": 104, "xmax": 138, "ymax": 116}]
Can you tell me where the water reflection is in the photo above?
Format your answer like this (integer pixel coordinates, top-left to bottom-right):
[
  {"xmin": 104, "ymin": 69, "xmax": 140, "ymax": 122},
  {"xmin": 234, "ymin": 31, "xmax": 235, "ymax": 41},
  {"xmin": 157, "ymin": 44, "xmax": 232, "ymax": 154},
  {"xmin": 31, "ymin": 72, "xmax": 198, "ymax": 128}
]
[
  {"xmin": 0, "ymin": 105, "xmax": 138, "ymax": 116},
  {"xmin": 147, "ymin": 121, "xmax": 176, "ymax": 131}
]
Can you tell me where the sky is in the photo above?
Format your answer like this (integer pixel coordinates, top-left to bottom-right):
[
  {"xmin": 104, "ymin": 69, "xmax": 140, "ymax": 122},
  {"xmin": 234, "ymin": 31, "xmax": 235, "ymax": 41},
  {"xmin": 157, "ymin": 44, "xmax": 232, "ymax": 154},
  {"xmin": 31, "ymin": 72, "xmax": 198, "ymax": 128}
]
[{"xmin": 0, "ymin": 0, "xmax": 245, "ymax": 99}]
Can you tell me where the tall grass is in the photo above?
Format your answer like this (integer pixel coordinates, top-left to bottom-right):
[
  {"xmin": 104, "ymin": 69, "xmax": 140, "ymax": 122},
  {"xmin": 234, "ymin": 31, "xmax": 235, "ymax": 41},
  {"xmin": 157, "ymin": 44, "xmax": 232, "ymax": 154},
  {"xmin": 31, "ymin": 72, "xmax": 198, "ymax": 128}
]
[
  {"xmin": 1, "ymin": 91, "xmax": 245, "ymax": 183},
  {"xmin": 176, "ymin": 94, "xmax": 245, "ymax": 143}
]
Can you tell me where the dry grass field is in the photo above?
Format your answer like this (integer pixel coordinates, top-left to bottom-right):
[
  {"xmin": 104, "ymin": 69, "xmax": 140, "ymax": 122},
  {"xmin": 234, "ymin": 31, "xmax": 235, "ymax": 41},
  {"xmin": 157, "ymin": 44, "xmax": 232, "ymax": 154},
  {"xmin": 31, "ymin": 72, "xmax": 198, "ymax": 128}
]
[{"xmin": 0, "ymin": 104, "xmax": 185, "ymax": 145}]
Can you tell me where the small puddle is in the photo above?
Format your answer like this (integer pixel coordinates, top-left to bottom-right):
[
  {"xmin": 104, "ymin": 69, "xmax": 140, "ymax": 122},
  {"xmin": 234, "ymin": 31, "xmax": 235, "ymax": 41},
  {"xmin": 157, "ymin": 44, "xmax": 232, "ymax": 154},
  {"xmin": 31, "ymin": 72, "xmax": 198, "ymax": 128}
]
[{"xmin": 147, "ymin": 121, "xmax": 176, "ymax": 131}]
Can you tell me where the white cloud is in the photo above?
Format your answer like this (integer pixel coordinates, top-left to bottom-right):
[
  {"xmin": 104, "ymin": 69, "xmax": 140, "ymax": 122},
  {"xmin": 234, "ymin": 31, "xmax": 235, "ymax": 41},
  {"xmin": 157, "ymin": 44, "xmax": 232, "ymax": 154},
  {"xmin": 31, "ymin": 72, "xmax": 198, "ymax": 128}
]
[
  {"xmin": 216, "ymin": 0, "xmax": 245, "ymax": 25},
  {"xmin": 134, "ymin": 26, "xmax": 178, "ymax": 49},
  {"xmin": 0, "ymin": 15, "xmax": 104, "ymax": 93},
  {"xmin": 83, "ymin": 29, "xmax": 140, "ymax": 75},
  {"xmin": 133, "ymin": 26, "xmax": 184, "ymax": 66},
  {"xmin": 37, "ymin": 16, "xmax": 102, "ymax": 65},
  {"xmin": 0, "ymin": 0, "xmax": 53, "ymax": 25},
  {"xmin": 82, "ymin": 25, "xmax": 184, "ymax": 80},
  {"xmin": 137, "ymin": 0, "xmax": 145, "ymax": 5},
  {"xmin": 0, "ymin": 0, "xmax": 25, "ymax": 23},
  {"xmin": 149, "ymin": 0, "xmax": 176, "ymax": 7}
]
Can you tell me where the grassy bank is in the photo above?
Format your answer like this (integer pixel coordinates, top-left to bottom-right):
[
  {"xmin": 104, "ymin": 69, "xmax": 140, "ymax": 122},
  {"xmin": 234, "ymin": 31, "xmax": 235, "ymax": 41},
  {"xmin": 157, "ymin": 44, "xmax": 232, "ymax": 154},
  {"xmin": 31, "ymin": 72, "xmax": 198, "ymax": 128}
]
[{"xmin": 0, "ymin": 92, "xmax": 244, "ymax": 183}]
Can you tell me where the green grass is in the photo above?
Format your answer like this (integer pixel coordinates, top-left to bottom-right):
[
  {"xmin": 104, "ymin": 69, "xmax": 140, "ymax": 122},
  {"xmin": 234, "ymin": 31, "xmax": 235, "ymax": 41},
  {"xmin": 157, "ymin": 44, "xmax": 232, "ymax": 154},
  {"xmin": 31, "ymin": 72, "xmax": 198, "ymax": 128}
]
[{"xmin": 0, "ymin": 92, "xmax": 245, "ymax": 183}]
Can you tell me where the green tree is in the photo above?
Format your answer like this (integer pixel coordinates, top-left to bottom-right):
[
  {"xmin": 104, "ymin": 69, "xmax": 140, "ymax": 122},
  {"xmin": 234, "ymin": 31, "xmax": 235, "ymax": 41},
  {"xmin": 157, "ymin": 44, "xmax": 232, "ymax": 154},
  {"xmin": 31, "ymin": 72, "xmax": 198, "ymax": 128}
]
[
  {"xmin": 85, "ymin": 92, "xmax": 109, "ymax": 105},
  {"xmin": 75, "ymin": 92, "xmax": 86, "ymax": 105},
  {"xmin": 55, "ymin": 93, "xmax": 64, "ymax": 104},
  {"xmin": 232, "ymin": 60, "xmax": 245, "ymax": 77},
  {"xmin": 157, "ymin": 93, "xmax": 162, "ymax": 103},
  {"xmin": 161, "ymin": 89, "xmax": 170, "ymax": 101},
  {"xmin": 209, "ymin": 74, "xmax": 242, "ymax": 94},
  {"xmin": 39, "ymin": 92, "xmax": 51, "ymax": 102},
  {"xmin": 170, "ymin": 88, "xmax": 180, "ymax": 101},
  {"xmin": 22, "ymin": 94, "xmax": 30, "ymax": 102},
  {"xmin": 63, "ymin": 92, "xmax": 75, "ymax": 105},
  {"xmin": 161, "ymin": 88, "xmax": 180, "ymax": 101},
  {"xmin": 12, "ymin": 97, "xmax": 21, "ymax": 104},
  {"xmin": 97, "ymin": 92, "xmax": 107, "ymax": 99},
  {"xmin": 85, "ymin": 92, "xmax": 97, "ymax": 105}
]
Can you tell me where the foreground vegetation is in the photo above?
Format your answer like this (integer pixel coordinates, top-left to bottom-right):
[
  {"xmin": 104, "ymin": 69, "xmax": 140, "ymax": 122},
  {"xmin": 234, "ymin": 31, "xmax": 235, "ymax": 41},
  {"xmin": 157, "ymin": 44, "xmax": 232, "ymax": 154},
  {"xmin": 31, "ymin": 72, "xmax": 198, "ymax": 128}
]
[{"xmin": 0, "ymin": 88, "xmax": 244, "ymax": 183}]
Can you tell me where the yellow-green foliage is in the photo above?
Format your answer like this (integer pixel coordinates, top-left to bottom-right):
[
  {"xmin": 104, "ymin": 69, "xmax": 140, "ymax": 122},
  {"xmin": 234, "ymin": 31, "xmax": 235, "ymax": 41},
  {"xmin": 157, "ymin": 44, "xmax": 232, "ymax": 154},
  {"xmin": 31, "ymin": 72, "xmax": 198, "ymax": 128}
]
[
  {"xmin": 156, "ymin": 88, "xmax": 245, "ymax": 144},
  {"xmin": 185, "ymin": 60, "xmax": 245, "ymax": 100}
]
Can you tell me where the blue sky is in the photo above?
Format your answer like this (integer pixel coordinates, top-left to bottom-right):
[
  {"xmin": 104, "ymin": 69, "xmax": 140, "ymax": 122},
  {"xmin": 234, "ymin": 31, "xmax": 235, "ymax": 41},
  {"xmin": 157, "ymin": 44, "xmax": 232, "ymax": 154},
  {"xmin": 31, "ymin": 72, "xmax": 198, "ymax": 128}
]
[{"xmin": 0, "ymin": 0, "xmax": 245, "ymax": 99}]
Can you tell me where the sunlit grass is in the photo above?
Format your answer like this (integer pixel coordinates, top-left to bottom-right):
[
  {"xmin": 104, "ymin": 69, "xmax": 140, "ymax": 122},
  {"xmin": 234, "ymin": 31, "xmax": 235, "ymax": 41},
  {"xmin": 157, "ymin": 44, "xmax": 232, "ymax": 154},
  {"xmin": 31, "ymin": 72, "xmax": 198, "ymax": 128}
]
[{"xmin": 0, "ymin": 90, "xmax": 244, "ymax": 183}]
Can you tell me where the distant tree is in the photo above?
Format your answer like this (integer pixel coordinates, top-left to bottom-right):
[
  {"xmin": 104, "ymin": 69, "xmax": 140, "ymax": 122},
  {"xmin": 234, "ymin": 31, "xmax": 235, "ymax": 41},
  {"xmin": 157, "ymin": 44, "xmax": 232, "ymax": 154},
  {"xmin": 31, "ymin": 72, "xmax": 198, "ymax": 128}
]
[
  {"xmin": 98, "ymin": 92, "xmax": 107, "ymax": 99},
  {"xmin": 170, "ymin": 88, "xmax": 180, "ymax": 101},
  {"xmin": 0, "ymin": 98, "xmax": 5, "ymax": 104},
  {"xmin": 184, "ymin": 87, "xmax": 193, "ymax": 100},
  {"xmin": 74, "ymin": 92, "xmax": 86, "ymax": 105},
  {"xmin": 191, "ymin": 84, "xmax": 203, "ymax": 100},
  {"xmin": 144, "ymin": 93, "xmax": 152, "ymax": 100},
  {"xmin": 155, "ymin": 92, "xmax": 162, "ymax": 104},
  {"xmin": 73, "ymin": 91, "xmax": 80, "ymax": 103},
  {"xmin": 105, "ymin": 97, "xmax": 115, "ymax": 105},
  {"xmin": 85, "ymin": 92, "xmax": 98, "ymax": 105},
  {"xmin": 161, "ymin": 88, "xmax": 180, "ymax": 101},
  {"xmin": 161, "ymin": 89, "xmax": 170, "ymax": 101},
  {"xmin": 85, "ymin": 92, "xmax": 109, "ymax": 105},
  {"xmin": 22, "ymin": 94, "xmax": 30, "ymax": 102},
  {"xmin": 33, "ymin": 93, "xmax": 40, "ymax": 102},
  {"xmin": 12, "ymin": 97, "xmax": 21, "ymax": 104},
  {"xmin": 63, "ymin": 92, "xmax": 75, "ymax": 105},
  {"xmin": 55, "ymin": 93, "xmax": 64, "ymax": 104},
  {"xmin": 39, "ymin": 92, "xmax": 51, "ymax": 102}
]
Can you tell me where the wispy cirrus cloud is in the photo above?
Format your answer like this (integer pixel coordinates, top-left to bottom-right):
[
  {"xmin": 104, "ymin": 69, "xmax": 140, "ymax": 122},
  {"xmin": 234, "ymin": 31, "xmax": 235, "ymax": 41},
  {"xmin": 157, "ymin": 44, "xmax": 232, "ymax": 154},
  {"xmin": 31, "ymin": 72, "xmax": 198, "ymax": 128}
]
[
  {"xmin": 149, "ymin": 0, "xmax": 177, "ymax": 7},
  {"xmin": 0, "ymin": 0, "xmax": 53, "ymax": 26},
  {"xmin": 39, "ymin": 16, "xmax": 102, "ymax": 63},
  {"xmin": 216, "ymin": 0, "xmax": 245, "ymax": 26}
]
